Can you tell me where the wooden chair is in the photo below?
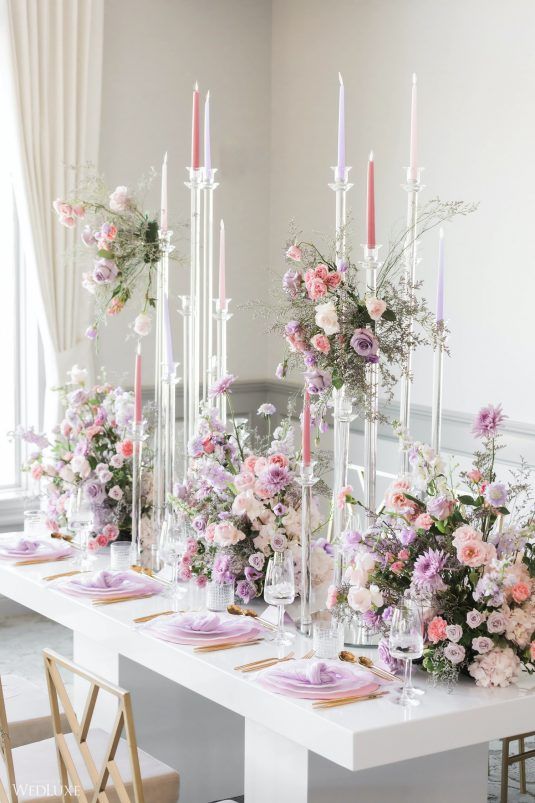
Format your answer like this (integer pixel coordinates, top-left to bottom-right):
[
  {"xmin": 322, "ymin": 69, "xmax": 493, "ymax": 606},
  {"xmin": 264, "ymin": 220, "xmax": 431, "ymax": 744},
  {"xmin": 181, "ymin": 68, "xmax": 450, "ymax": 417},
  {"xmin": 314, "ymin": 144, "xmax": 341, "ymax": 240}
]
[
  {"xmin": 501, "ymin": 731, "xmax": 535, "ymax": 802},
  {"xmin": 0, "ymin": 650, "xmax": 179, "ymax": 802},
  {"xmin": 1, "ymin": 675, "xmax": 69, "ymax": 748}
]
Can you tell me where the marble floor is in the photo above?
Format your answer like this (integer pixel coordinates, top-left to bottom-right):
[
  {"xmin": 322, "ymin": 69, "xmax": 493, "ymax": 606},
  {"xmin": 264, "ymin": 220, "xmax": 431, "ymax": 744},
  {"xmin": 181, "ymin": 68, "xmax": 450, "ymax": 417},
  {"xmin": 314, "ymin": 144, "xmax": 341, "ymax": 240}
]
[{"xmin": 0, "ymin": 609, "xmax": 533, "ymax": 802}]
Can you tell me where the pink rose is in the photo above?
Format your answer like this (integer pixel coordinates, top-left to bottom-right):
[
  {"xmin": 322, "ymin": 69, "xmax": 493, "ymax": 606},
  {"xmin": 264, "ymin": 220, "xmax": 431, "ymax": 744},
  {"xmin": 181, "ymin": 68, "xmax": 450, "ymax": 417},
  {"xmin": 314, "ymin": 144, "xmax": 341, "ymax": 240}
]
[
  {"xmin": 235, "ymin": 470, "xmax": 255, "ymax": 491},
  {"xmin": 310, "ymin": 333, "xmax": 331, "ymax": 354},
  {"xmin": 72, "ymin": 204, "xmax": 85, "ymax": 219},
  {"xmin": 467, "ymin": 468, "xmax": 483, "ymax": 483},
  {"xmin": 390, "ymin": 561, "xmax": 405, "ymax": 574},
  {"xmin": 214, "ymin": 522, "xmax": 246, "ymax": 547},
  {"xmin": 347, "ymin": 586, "xmax": 373, "ymax": 613},
  {"xmin": 286, "ymin": 245, "xmax": 302, "ymax": 262},
  {"xmin": 314, "ymin": 264, "xmax": 329, "ymax": 280},
  {"xmin": 117, "ymin": 440, "xmax": 134, "ymax": 458},
  {"xmin": 336, "ymin": 485, "xmax": 353, "ymax": 510},
  {"xmin": 88, "ymin": 538, "xmax": 99, "ymax": 552},
  {"xmin": 202, "ymin": 436, "xmax": 215, "ymax": 454},
  {"xmin": 511, "ymin": 582, "xmax": 531, "ymax": 604},
  {"xmin": 452, "ymin": 524, "xmax": 483, "ymax": 548},
  {"xmin": 244, "ymin": 455, "xmax": 258, "ymax": 473},
  {"xmin": 108, "ymin": 485, "xmax": 123, "ymax": 501},
  {"xmin": 427, "ymin": 616, "xmax": 448, "ymax": 644},
  {"xmin": 325, "ymin": 272, "xmax": 342, "ymax": 289},
  {"xmin": 205, "ymin": 523, "xmax": 217, "ymax": 543},
  {"xmin": 268, "ymin": 453, "xmax": 289, "ymax": 469},
  {"xmin": 307, "ymin": 277, "xmax": 328, "ymax": 301},
  {"xmin": 326, "ymin": 584, "xmax": 339, "ymax": 610},
  {"xmin": 196, "ymin": 575, "xmax": 208, "ymax": 588},
  {"xmin": 398, "ymin": 549, "xmax": 410, "ymax": 561},
  {"xmin": 102, "ymin": 524, "xmax": 119, "ymax": 541},
  {"xmin": 31, "ymin": 463, "xmax": 44, "ymax": 480},
  {"xmin": 365, "ymin": 297, "xmax": 387, "ymax": 321},
  {"xmin": 96, "ymin": 534, "xmax": 109, "ymax": 548},
  {"xmin": 457, "ymin": 539, "xmax": 489, "ymax": 568},
  {"xmin": 414, "ymin": 513, "xmax": 433, "ymax": 531},
  {"xmin": 253, "ymin": 457, "xmax": 269, "ymax": 477}
]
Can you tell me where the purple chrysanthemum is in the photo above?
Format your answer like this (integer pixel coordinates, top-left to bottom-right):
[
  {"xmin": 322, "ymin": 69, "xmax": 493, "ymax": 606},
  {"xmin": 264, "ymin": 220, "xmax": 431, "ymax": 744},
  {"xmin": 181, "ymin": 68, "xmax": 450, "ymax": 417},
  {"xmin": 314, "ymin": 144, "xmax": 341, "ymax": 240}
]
[
  {"xmin": 472, "ymin": 404, "xmax": 507, "ymax": 439},
  {"xmin": 412, "ymin": 548, "xmax": 448, "ymax": 592},
  {"xmin": 259, "ymin": 465, "xmax": 290, "ymax": 495},
  {"xmin": 208, "ymin": 373, "xmax": 236, "ymax": 399}
]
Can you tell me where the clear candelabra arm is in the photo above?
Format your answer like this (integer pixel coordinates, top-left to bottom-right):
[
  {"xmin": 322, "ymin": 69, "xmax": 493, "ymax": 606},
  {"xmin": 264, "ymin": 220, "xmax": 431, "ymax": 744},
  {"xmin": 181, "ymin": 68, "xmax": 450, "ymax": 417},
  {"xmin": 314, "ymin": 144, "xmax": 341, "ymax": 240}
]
[
  {"xmin": 153, "ymin": 231, "xmax": 172, "ymax": 539},
  {"xmin": 129, "ymin": 419, "xmax": 147, "ymax": 567},
  {"xmin": 431, "ymin": 320, "xmax": 445, "ymax": 454},
  {"xmin": 185, "ymin": 167, "xmax": 203, "ymax": 440},
  {"xmin": 328, "ymin": 166, "xmax": 353, "ymax": 264},
  {"xmin": 178, "ymin": 295, "xmax": 192, "ymax": 479},
  {"xmin": 360, "ymin": 244, "xmax": 383, "ymax": 529},
  {"xmin": 162, "ymin": 362, "xmax": 180, "ymax": 502},
  {"xmin": 298, "ymin": 461, "xmax": 319, "ymax": 637},
  {"xmin": 213, "ymin": 298, "xmax": 233, "ymax": 425},
  {"xmin": 200, "ymin": 169, "xmax": 219, "ymax": 405},
  {"xmin": 399, "ymin": 166, "xmax": 425, "ymax": 473}
]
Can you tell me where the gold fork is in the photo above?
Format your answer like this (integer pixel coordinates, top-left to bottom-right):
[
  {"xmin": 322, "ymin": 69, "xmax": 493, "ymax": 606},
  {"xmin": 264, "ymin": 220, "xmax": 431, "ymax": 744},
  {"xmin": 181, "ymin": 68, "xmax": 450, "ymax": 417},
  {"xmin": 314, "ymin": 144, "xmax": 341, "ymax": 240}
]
[
  {"xmin": 44, "ymin": 569, "xmax": 88, "ymax": 582},
  {"xmin": 92, "ymin": 593, "xmax": 158, "ymax": 606},
  {"xmin": 236, "ymin": 647, "xmax": 314, "ymax": 673},
  {"xmin": 15, "ymin": 556, "xmax": 70, "ymax": 567},
  {"xmin": 193, "ymin": 639, "xmax": 264, "ymax": 653},
  {"xmin": 313, "ymin": 690, "xmax": 387, "ymax": 709}
]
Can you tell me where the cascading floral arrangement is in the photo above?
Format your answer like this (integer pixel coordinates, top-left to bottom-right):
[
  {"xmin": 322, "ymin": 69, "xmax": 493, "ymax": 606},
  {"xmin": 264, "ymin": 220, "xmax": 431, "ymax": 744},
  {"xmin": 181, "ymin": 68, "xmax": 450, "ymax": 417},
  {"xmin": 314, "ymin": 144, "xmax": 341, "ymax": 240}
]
[
  {"xmin": 16, "ymin": 366, "xmax": 153, "ymax": 551},
  {"xmin": 170, "ymin": 375, "xmax": 333, "ymax": 603},
  {"xmin": 274, "ymin": 200, "xmax": 475, "ymax": 424},
  {"xmin": 53, "ymin": 172, "xmax": 166, "ymax": 339},
  {"xmin": 327, "ymin": 404, "xmax": 535, "ymax": 687}
]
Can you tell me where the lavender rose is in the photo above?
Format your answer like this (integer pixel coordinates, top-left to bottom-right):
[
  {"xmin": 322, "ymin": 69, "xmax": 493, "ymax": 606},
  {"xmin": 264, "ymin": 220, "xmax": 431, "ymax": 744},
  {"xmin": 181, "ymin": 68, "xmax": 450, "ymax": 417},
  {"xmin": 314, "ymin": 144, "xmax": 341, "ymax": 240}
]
[
  {"xmin": 444, "ymin": 642, "xmax": 466, "ymax": 665},
  {"xmin": 466, "ymin": 609, "xmax": 485, "ymax": 628},
  {"xmin": 304, "ymin": 369, "xmax": 332, "ymax": 395},
  {"xmin": 350, "ymin": 328, "xmax": 379, "ymax": 362},
  {"xmin": 487, "ymin": 610, "xmax": 507, "ymax": 634},
  {"xmin": 282, "ymin": 269, "xmax": 303, "ymax": 297},
  {"xmin": 427, "ymin": 495, "xmax": 454, "ymax": 521},
  {"xmin": 377, "ymin": 638, "xmax": 403, "ymax": 674},
  {"xmin": 92, "ymin": 258, "xmax": 118, "ymax": 284},
  {"xmin": 472, "ymin": 636, "xmax": 494, "ymax": 654}
]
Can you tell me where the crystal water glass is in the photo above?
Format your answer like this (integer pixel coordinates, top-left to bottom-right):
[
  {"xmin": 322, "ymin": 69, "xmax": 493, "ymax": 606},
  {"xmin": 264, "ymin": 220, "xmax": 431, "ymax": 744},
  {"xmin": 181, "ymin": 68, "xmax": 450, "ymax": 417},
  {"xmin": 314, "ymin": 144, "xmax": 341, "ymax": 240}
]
[
  {"xmin": 110, "ymin": 542, "xmax": 132, "ymax": 571},
  {"xmin": 264, "ymin": 550, "xmax": 295, "ymax": 646},
  {"xmin": 159, "ymin": 512, "xmax": 188, "ymax": 601},
  {"xmin": 206, "ymin": 580, "xmax": 234, "ymax": 611},
  {"xmin": 66, "ymin": 488, "xmax": 95, "ymax": 569},
  {"xmin": 388, "ymin": 599, "xmax": 424, "ymax": 707},
  {"xmin": 23, "ymin": 510, "xmax": 47, "ymax": 538},
  {"xmin": 313, "ymin": 620, "xmax": 344, "ymax": 659}
]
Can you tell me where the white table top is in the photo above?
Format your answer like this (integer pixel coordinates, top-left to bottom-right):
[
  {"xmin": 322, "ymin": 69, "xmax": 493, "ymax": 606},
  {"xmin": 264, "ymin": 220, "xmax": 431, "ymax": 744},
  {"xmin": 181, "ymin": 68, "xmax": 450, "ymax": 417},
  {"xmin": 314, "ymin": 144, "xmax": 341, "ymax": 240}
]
[{"xmin": 1, "ymin": 540, "xmax": 534, "ymax": 772}]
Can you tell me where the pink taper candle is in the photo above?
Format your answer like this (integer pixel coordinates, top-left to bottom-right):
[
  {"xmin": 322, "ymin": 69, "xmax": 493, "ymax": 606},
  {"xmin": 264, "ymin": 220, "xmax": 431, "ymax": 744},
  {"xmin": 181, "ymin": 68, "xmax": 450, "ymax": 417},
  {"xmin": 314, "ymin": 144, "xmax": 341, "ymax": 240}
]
[
  {"xmin": 436, "ymin": 228, "xmax": 445, "ymax": 323},
  {"xmin": 218, "ymin": 219, "xmax": 226, "ymax": 307},
  {"xmin": 337, "ymin": 72, "xmax": 345, "ymax": 181},
  {"xmin": 409, "ymin": 73, "xmax": 418, "ymax": 180},
  {"xmin": 134, "ymin": 341, "xmax": 142, "ymax": 424},
  {"xmin": 366, "ymin": 151, "xmax": 376, "ymax": 249},
  {"xmin": 160, "ymin": 152, "xmax": 168, "ymax": 235},
  {"xmin": 302, "ymin": 390, "xmax": 311, "ymax": 467},
  {"xmin": 204, "ymin": 91, "xmax": 211, "ymax": 179},
  {"xmin": 191, "ymin": 81, "xmax": 200, "ymax": 169}
]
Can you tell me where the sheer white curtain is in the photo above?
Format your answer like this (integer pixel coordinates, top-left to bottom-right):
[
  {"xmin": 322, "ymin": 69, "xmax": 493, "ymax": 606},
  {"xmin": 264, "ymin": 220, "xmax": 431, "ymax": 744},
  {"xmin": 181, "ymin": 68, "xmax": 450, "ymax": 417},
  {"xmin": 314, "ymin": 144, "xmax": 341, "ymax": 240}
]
[{"xmin": 1, "ymin": 0, "xmax": 104, "ymax": 426}]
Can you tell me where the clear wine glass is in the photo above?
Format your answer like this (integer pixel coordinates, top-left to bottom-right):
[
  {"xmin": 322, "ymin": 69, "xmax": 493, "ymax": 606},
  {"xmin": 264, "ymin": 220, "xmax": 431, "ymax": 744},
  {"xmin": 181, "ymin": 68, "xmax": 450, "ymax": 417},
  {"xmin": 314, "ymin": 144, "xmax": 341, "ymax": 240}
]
[
  {"xmin": 388, "ymin": 599, "xmax": 424, "ymax": 707},
  {"xmin": 159, "ymin": 511, "xmax": 188, "ymax": 603},
  {"xmin": 66, "ymin": 487, "xmax": 95, "ymax": 570},
  {"xmin": 263, "ymin": 550, "xmax": 295, "ymax": 646},
  {"xmin": 403, "ymin": 591, "xmax": 425, "ymax": 699}
]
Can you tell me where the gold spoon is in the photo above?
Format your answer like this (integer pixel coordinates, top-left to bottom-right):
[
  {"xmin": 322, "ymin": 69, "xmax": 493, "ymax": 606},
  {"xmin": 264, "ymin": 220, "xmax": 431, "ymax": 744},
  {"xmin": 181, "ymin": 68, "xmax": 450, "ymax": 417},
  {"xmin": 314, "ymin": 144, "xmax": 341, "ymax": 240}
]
[
  {"xmin": 339, "ymin": 651, "xmax": 397, "ymax": 681},
  {"xmin": 226, "ymin": 604, "xmax": 277, "ymax": 631}
]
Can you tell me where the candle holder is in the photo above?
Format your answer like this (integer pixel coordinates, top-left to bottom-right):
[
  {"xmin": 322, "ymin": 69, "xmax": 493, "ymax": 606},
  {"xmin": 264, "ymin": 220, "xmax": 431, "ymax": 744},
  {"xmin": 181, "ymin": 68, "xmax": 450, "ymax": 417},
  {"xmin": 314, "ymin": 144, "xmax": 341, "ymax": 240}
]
[
  {"xmin": 185, "ymin": 167, "xmax": 203, "ymax": 439},
  {"xmin": 330, "ymin": 388, "xmax": 356, "ymax": 572},
  {"xmin": 328, "ymin": 166, "xmax": 353, "ymax": 264},
  {"xmin": 200, "ymin": 169, "xmax": 219, "ymax": 405},
  {"xmin": 162, "ymin": 363, "xmax": 180, "ymax": 506},
  {"xmin": 359, "ymin": 244, "xmax": 383, "ymax": 528},
  {"xmin": 431, "ymin": 319, "xmax": 445, "ymax": 454},
  {"xmin": 213, "ymin": 298, "xmax": 233, "ymax": 425},
  {"xmin": 129, "ymin": 419, "xmax": 147, "ymax": 566},
  {"xmin": 178, "ymin": 295, "xmax": 192, "ymax": 477},
  {"xmin": 153, "ymin": 231, "xmax": 173, "ymax": 538},
  {"xmin": 298, "ymin": 460, "xmax": 318, "ymax": 637},
  {"xmin": 399, "ymin": 166, "xmax": 425, "ymax": 472}
]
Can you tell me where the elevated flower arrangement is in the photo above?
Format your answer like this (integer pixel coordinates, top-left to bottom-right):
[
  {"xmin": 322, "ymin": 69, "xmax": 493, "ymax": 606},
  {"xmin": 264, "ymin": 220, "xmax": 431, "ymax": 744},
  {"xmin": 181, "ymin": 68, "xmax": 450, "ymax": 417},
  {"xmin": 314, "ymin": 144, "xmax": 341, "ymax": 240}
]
[
  {"xmin": 16, "ymin": 366, "xmax": 153, "ymax": 551},
  {"xmin": 170, "ymin": 375, "xmax": 333, "ymax": 603},
  {"xmin": 327, "ymin": 405, "xmax": 535, "ymax": 687},
  {"xmin": 53, "ymin": 173, "xmax": 166, "ymax": 339}
]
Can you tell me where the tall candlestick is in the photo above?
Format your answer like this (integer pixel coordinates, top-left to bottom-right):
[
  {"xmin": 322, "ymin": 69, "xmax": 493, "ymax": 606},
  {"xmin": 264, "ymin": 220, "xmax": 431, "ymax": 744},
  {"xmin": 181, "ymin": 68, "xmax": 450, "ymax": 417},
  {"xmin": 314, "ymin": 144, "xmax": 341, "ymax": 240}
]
[
  {"xmin": 302, "ymin": 389, "xmax": 311, "ymax": 466},
  {"xmin": 134, "ymin": 341, "xmax": 142, "ymax": 423},
  {"xmin": 436, "ymin": 228, "xmax": 445, "ymax": 322},
  {"xmin": 163, "ymin": 291, "xmax": 174, "ymax": 371},
  {"xmin": 204, "ymin": 91, "xmax": 211, "ymax": 179},
  {"xmin": 409, "ymin": 73, "xmax": 418, "ymax": 181},
  {"xmin": 366, "ymin": 151, "xmax": 376, "ymax": 248},
  {"xmin": 161, "ymin": 152, "xmax": 168, "ymax": 235},
  {"xmin": 219, "ymin": 219, "xmax": 226, "ymax": 306},
  {"xmin": 191, "ymin": 81, "xmax": 200, "ymax": 169},
  {"xmin": 337, "ymin": 72, "xmax": 345, "ymax": 181}
]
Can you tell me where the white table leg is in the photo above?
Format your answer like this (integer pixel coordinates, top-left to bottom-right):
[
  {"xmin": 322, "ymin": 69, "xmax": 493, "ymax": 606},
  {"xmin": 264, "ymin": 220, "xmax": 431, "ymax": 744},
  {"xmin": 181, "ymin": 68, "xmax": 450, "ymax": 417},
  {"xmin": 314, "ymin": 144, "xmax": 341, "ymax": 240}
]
[
  {"xmin": 245, "ymin": 718, "xmax": 489, "ymax": 803},
  {"xmin": 72, "ymin": 632, "xmax": 119, "ymax": 731}
]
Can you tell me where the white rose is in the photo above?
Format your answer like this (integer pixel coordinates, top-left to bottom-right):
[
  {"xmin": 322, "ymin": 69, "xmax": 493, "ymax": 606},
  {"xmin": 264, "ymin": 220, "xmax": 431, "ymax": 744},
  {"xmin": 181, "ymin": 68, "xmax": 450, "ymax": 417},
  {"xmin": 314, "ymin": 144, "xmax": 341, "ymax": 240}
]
[
  {"xmin": 369, "ymin": 584, "xmax": 384, "ymax": 607},
  {"xmin": 109, "ymin": 185, "xmax": 132, "ymax": 212},
  {"xmin": 314, "ymin": 300, "xmax": 339, "ymax": 336},
  {"xmin": 69, "ymin": 364, "xmax": 88, "ymax": 386},
  {"xmin": 70, "ymin": 455, "xmax": 91, "ymax": 479},
  {"xmin": 365, "ymin": 297, "xmax": 387, "ymax": 321},
  {"xmin": 133, "ymin": 313, "xmax": 152, "ymax": 337},
  {"xmin": 347, "ymin": 586, "xmax": 372, "ymax": 613},
  {"xmin": 231, "ymin": 490, "xmax": 266, "ymax": 522},
  {"xmin": 59, "ymin": 465, "xmax": 75, "ymax": 483}
]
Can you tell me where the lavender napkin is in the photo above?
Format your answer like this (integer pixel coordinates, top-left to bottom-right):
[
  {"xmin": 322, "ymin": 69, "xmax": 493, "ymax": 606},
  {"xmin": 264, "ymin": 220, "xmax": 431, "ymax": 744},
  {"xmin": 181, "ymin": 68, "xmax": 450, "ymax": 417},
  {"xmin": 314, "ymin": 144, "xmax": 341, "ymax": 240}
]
[
  {"xmin": 57, "ymin": 569, "xmax": 161, "ymax": 599},
  {"xmin": 0, "ymin": 537, "xmax": 72, "ymax": 561},
  {"xmin": 257, "ymin": 659, "xmax": 382, "ymax": 700},
  {"xmin": 143, "ymin": 612, "xmax": 263, "ymax": 646}
]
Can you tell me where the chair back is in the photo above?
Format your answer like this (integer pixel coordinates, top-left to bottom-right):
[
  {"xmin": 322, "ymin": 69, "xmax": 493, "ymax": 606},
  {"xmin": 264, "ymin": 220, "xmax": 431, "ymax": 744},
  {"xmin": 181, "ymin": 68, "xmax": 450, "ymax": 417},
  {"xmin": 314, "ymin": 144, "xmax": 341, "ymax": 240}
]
[
  {"xmin": 0, "ymin": 676, "xmax": 18, "ymax": 803},
  {"xmin": 43, "ymin": 649, "xmax": 145, "ymax": 803}
]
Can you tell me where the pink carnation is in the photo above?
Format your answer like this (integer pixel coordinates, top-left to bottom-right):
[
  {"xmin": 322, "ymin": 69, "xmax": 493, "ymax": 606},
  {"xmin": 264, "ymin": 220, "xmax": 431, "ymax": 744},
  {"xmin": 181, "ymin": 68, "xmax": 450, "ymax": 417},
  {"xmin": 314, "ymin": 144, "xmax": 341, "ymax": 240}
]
[
  {"xmin": 325, "ymin": 272, "xmax": 342, "ymax": 289},
  {"xmin": 511, "ymin": 582, "xmax": 531, "ymax": 604},
  {"xmin": 414, "ymin": 513, "xmax": 433, "ymax": 531},
  {"xmin": 306, "ymin": 277, "xmax": 328, "ymax": 301},
  {"xmin": 427, "ymin": 616, "xmax": 448, "ymax": 644},
  {"xmin": 268, "ymin": 453, "xmax": 289, "ymax": 469},
  {"xmin": 286, "ymin": 245, "xmax": 302, "ymax": 262},
  {"xmin": 337, "ymin": 485, "xmax": 353, "ymax": 510},
  {"xmin": 310, "ymin": 333, "xmax": 331, "ymax": 354}
]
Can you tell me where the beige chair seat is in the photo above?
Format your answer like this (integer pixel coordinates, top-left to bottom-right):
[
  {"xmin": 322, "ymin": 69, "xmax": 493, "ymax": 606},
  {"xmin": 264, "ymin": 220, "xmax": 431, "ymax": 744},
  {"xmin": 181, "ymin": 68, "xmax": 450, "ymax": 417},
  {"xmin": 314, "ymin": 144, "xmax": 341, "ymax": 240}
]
[
  {"xmin": 2, "ymin": 674, "xmax": 68, "ymax": 748},
  {"xmin": 0, "ymin": 728, "xmax": 179, "ymax": 803}
]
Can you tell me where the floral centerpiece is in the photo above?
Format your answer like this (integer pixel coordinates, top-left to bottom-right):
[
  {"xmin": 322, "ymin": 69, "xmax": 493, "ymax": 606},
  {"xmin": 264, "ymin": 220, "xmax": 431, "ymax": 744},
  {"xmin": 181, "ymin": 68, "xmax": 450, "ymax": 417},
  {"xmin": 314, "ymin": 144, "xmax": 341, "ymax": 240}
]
[
  {"xmin": 53, "ymin": 172, "xmax": 167, "ymax": 339},
  {"xmin": 16, "ymin": 366, "xmax": 153, "ymax": 551},
  {"xmin": 327, "ymin": 405, "xmax": 535, "ymax": 687},
  {"xmin": 275, "ymin": 201, "xmax": 474, "ymax": 423},
  {"xmin": 170, "ymin": 375, "xmax": 333, "ymax": 603}
]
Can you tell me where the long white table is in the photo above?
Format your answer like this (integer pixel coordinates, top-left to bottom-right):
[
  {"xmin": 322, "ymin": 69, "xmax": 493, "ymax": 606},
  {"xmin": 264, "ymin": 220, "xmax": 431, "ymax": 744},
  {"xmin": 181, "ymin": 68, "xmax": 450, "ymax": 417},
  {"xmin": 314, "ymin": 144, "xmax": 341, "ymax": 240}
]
[{"xmin": 1, "ymin": 552, "xmax": 534, "ymax": 802}]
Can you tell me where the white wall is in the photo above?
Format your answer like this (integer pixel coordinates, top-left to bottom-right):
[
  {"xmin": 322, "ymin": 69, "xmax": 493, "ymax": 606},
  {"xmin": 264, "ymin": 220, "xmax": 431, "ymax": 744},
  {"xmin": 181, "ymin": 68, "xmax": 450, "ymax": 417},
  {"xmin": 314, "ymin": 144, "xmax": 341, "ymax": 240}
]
[
  {"xmin": 96, "ymin": 0, "xmax": 535, "ymax": 428},
  {"xmin": 97, "ymin": 0, "xmax": 272, "ymax": 386},
  {"xmin": 269, "ymin": 0, "xmax": 535, "ymax": 425}
]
